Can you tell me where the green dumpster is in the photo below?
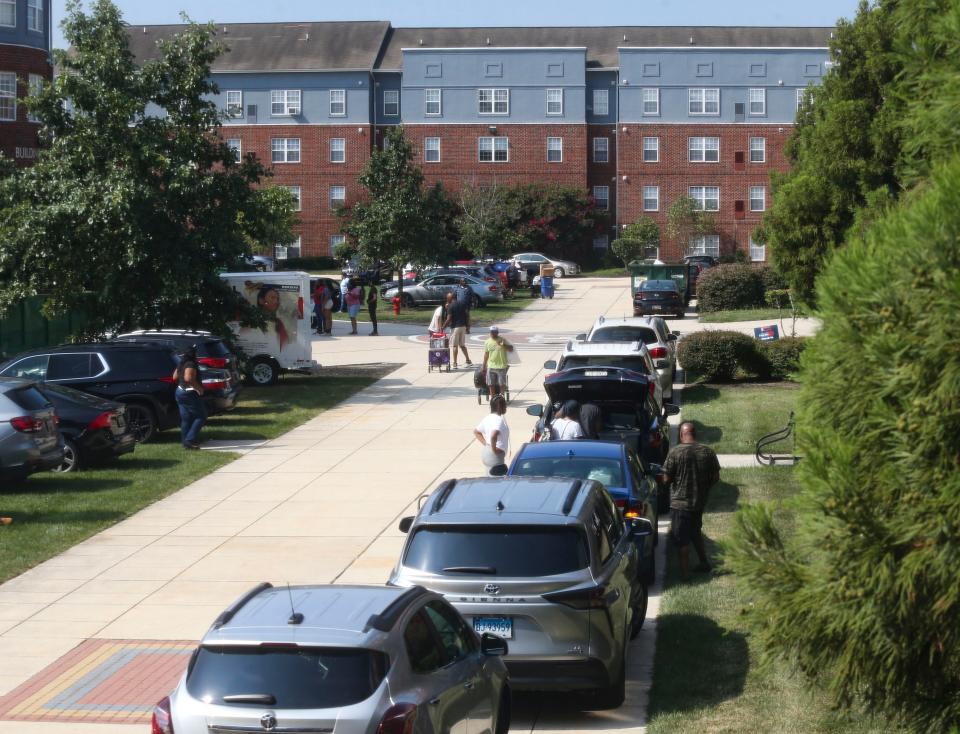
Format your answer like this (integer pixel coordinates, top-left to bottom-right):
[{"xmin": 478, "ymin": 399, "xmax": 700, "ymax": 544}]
[
  {"xmin": 0, "ymin": 296, "xmax": 87, "ymax": 358},
  {"xmin": 628, "ymin": 261, "xmax": 692, "ymax": 304}
]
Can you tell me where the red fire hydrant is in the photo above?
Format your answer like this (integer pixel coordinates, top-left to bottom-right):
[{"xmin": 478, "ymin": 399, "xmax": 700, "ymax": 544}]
[{"xmin": 392, "ymin": 296, "xmax": 401, "ymax": 315}]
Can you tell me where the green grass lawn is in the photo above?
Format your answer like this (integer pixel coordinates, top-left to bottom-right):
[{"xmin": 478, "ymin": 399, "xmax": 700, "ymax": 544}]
[
  {"xmin": 698, "ymin": 307, "xmax": 806, "ymax": 323},
  {"xmin": 679, "ymin": 382, "xmax": 799, "ymax": 454},
  {"xmin": 350, "ymin": 291, "xmax": 539, "ymax": 327},
  {"xmin": 0, "ymin": 373, "xmax": 382, "ymax": 583},
  {"xmin": 647, "ymin": 467, "xmax": 898, "ymax": 734}
]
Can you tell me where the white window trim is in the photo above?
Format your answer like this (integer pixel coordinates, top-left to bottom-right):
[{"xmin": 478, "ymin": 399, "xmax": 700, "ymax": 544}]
[
  {"xmin": 0, "ymin": 0, "xmax": 14, "ymax": 28},
  {"xmin": 643, "ymin": 186, "xmax": 659, "ymax": 212},
  {"xmin": 547, "ymin": 136, "xmax": 563, "ymax": 163},
  {"xmin": 27, "ymin": 73, "xmax": 43, "ymax": 123},
  {"xmin": 750, "ymin": 186, "xmax": 766, "ymax": 212},
  {"xmin": 329, "ymin": 186, "xmax": 346, "ymax": 210},
  {"xmin": 286, "ymin": 185, "xmax": 302, "ymax": 212},
  {"xmin": 271, "ymin": 89, "xmax": 301, "ymax": 117},
  {"xmin": 748, "ymin": 88, "xmax": 766, "ymax": 116},
  {"xmin": 642, "ymin": 137, "xmax": 659, "ymax": 163},
  {"xmin": 330, "ymin": 137, "xmax": 345, "ymax": 163},
  {"xmin": 749, "ymin": 137, "xmax": 766, "ymax": 163},
  {"xmin": 593, "ymin": 137, "xmax": 609, "ymax": 163},
  {"xmin": 688, "ymin": 136, "xmax": 720, "ymax": 163},
  {"xmin": 689, "ymin": 234, "xmax": 721, "ymax": 257},
  {"xmin": 796, "ymin": 88, "xmax": 805, "ymax": 110},
  {"xmin": 424, "ymin": 137, "xmax": 441, "ymax": 163},
  {"xmin": 383, "ymin": 89, "xmax": 399, "ymax": 117},
  {"xmin": 546, "ymin": 88, "xmax": 563, "ymax": 116},
  {"xmin": 425, "ymin": 88, "xmax": 442, "ymax": 116},
  {"xmin": 688, "ymin": 87, "xmax": 720, "ymax": 116},
  {"xmin": 330, "ymin": 234, "xmax": 346, "ymax": 248},
  {"xmin": 27, "ymin": 0, "xmax": 42, "ymax": 32},
  {"xmin": 0, "ymin": 72, "xmax": 17, "ymax": 122},
  {"xmin": 478, "ymin": 88, "xmax": 509, "ymax": 116},
  {"xmin": 749, "ymin": 235, "xmax": 766, "ymax": 262},
  {"xmin": 226, "ymin": 137, "xmax": 241, "ymax": 162},
  {"xmin": 593, "ymin": 186, "xmax": 610, "ymax": 211},
  {"xmin": 593, "ymin": 89, "xmax": 609, "ymax": 116},
  {"xmin": 330, "ymin": 89, "xmax": 347, "ymax": 117},
  {"xmin": 225, "ymin": 90, "xmax": 243, "ymax": 119},
  {"xmin": 478, "ymin": 136, "xmax": 509, "ymax": 163},
  {"xmin": 689, "ymin": 185, "xmax": 720, "ymax": 212},
  {"xmin": 271, "ymin": 138, "xmax": 301, "ymax": 164},
  {"xmin": 642, "ymin": 87, "xmax": 659, "ymax": 116}
]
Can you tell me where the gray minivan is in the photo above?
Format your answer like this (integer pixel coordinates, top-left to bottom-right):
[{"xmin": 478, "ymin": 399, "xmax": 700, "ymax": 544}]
[{"xmin": 0, "ymin": 377, "xmax": 64, "ymax": 482}]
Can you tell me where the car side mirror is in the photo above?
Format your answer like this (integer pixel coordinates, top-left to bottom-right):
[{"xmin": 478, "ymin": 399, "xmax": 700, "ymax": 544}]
[
  {"xmin": 525, "ymin": 404, "xmax": 543, "ymax": 417},
  {"xmin": 480, "ymin": 632, "xmax": 508, "ymax": 657},
  {"xmin": 667, "ymin": 333, "xmax": 678, "ymax": 341},
  {"xmin": 398, "ymin": 516, "xmax": 414, "ymax": 533},
  {"xmin": 664, "ymin": 403, "xmax": 680, "ymax": 416},
  {"xmin": 629, "ymin": 517, "xmax": 654, "ymax": 537},
  {"xmin": 543, "ymin": 360, "xmax": 557, "ymax": 370}
]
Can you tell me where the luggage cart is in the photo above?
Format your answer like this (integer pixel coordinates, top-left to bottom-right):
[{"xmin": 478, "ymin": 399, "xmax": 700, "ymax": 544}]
[
  {"xmin": 475, "ymin": 367, "xmax": 510, "ymax": 404},
  {"xmin": 428, "ymin": 332, "xmax": 451, "ymax": 372}
]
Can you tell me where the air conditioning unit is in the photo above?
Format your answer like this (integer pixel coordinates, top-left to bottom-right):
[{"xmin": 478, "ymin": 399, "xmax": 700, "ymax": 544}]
[
  {"xmin": 246, "ymin": 104, "xmax": 257, "ymax": 118},
  {"xmin": 287, "ymin": 107, "xmax": 300, "ymax": 115}
]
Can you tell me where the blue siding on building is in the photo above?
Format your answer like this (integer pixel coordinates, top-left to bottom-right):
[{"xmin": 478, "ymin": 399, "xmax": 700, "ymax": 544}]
[
  {"xmin": 618, "ymin": 48, "xmax": 828, "ymax": 123},
  {"xmin": 373, "ymin": 71, "xmax": 402, "ymax": 125},
  {"xmin": 0, "ymin": 0, "xmax": 50, "ymax": 52},
  {"xmin": 212, "ymin": 71, "xmax": 372, "ymax": 125},
  {"xmin": 586, "ymin": 70, "xmax": 618, "ymax": 124},
  {"xmin": 400, "ymin": 48, "xmax": 587, "ymax": 124}
]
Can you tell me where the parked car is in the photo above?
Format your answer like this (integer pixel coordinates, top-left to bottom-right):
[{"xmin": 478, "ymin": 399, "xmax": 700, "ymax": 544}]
[
  {"xmin": 37, "ymin": 383, "xmax": 135, "ymax": 472},
  {"xmin": 391, "ymin": 476, "xmax": 649, "ymax": 708},
  {"xmin": 546, "ymin": 340, "xmax": 665, "ymax": 411},
  {"xmin": 634, "ymin": 279, "xmax": 685, "ymax": 319},
  {"xmin": 382, "ymin": 274, "xmax": 503, "ymax": 308},
  {"xmin": 244, "ymin": 254, "xmax": 275, "ymax": 272},
  {"xmin": 578, "ymin": 316, "xmax": 678, "ymax": 400},
  {"xmin": 0, "ymin": 343, "xmax": 181, "ymax": 442},
  {"xmin": 112, "ymin": 330, "xmax": 241, "ymax": 415},
  {"xmin": 0, "ymin": 377, "xmax": 64, "ymax": 482},
  {"xmin": 508, "ymin": 440, "xmax": 659, "ymax": 582},
  {"xmin": 510, "ymin": 252, "xmax": 580, "ymax": 278},
  {"xmin": 527, "ymin": 366, "xmax": 674, "ymax": 466},
  {"xmin": 683, "ymin": 255, "xmax": 717, "ymax": 295},
  {"xmin": 153, "ymin": 583, "xmax": 511, "ymax": 734}
]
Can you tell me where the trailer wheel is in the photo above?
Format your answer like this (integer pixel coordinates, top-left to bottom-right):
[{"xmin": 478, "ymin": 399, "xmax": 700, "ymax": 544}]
[{"xmin": 247, "ymin": 356, "xmax": 280, "ymax": 386}]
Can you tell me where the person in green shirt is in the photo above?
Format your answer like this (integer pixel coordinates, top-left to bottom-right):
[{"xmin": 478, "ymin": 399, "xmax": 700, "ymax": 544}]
[{"xmin": 481, "ymin": 325, "xmax": 513, "ymax": 399}]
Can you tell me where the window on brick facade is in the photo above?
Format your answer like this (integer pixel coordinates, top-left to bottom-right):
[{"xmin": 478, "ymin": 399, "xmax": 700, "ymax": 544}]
[
  {"xmin": 284, "ymin": 186, "xmax": 302, "ymax": 212},
  {"xmin": 383, "ymin": 89, "xmax": 399, "ymax": 116},
  {"xmin": 593, "ymin": 89, "xmax": 609, "ymax": 116},
  {"xmin": 688, "ymin": 88, "xmax": 719, "ymax": 115},
  {"xmin": 27, "ymin": 74, "xmax": 43, "ymax": 123},
  {"xmin": 425, "ymin": 137, "xmax": 441, "ymax": 163},
  {"xmin": 330, "ymin": 186, "xmax": 346, "ymax": 210},
  {"xmin": 643, "ymin": 186, "xmax": 659, "ymax": 212},
  {"xmin": 0, "ymin": 72, "xmax": 17, "ymax": 121},
  {"xmin": 749, "ymin": 234, "xmax": 766, "ymax": 262},
  {"xmin": 0, "ymin": 0, "xmax": 14, "ymax": 27},
  {"xmin": 593, "ymin": 235, "xmax": 609, "ymax": 250},
  {"xmin": 275, "ymin": 236, "xmax": 301, "ymax": 260},
  {"xmin": 225, "ymin": 90, "xmax": 242, "ymax": 118},
  {"xmin": 593, "ymin": 137, "xmax": 609, "ymax": 163},
  {"xmin": 425, "ymin": 88, "xmax": 442, "ymax": 116},
  {"xmin": 750, "ymin": 186, "xmax": 766, "ymax": 212},
  {"xmin": 688, "ymin": 185, "xmax": 719, "ymax": 211},
  {"xmin": 330, "ymin": 234, "xmax": 346, "ymax": 249},
  {"xmin": 330, "ymin": 138, "xmax": 346, "ymax": 163},
  {"xmin": 688, "ymin": 136, "xmax": 720, "ymax": 163},
  {"xmin": 271, "ymin": 89, "xmax": 301, "ymax": 116},
  {"xmin": 749, "ymin": 137, "xmax": 765, "ymax": 163},
  {"xmin": 593, "ymin": 186, "xmax": 609, "ymax": 211},
  {"xmin": 271, "ymin": 138, "xmax": 300, "ymax": 163},
  {"xmin": 478, "ymin": 88, "xmax": 509, "ymax": 115},
  {"xmin": 642, "ymin": 88, "xmax": 659, "ymax": 115},
  {"xmin": 748, "ymin": 88, "xmax": 766, "ymax": 115},
  {"xmin": 688, "ymin": 235, "xmax": 720, "ymax": 257},
  {"xmin": 479, "ymin": 136, "xmax": 508, "ymax": 162},
  {"xmin": 642, "ymin": 137, "xmax": 659, "ymax": 163},
  {"xmin": 546, "ymin": 88, "xmax": 563, "ymax": 116},
  {"xmin": 330, "ymin": 89, "xmax": 346, "ymax": 116},
  {"xmin": 547, "ymin": 136, "xmax": 563, "ymax": 163},
  {"xmin": 226, "ymin": 138, "xmax": 241, "ymax": 162},
  {"xmin": 27, "ymin": 0, "xmax": 43, "ymax": 32}
]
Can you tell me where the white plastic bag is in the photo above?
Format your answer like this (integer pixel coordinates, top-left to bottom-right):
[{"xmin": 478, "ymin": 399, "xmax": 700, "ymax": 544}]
[{"xmin": 506, "ymin": 345, "xmax": 520, "ymax": 365}]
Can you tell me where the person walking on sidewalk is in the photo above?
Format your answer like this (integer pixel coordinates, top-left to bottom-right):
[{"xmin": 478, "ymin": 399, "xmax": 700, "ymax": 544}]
[
  {"xmin": 345, "ymin": 281, "xmax": 363, "ymax": 335},
  {"xmin": 366, "ymin": 281, "xmax": 379, "ymax": 336},
  {"xmin": 659, "ymin": 422, "xmax": 721, "ymax": 580},
  {"xmin": 481, "ymin": 325, "xmax": 513, "ymax": 398},
  {"xmin": 474, "ymin": 394, "xmax": 509, "ymax": 474},
  {"xmin": 443, "ymin": 293, "xmax": 473, "ymax": 368},
  {"xmin": 173, "ymin": 346, "xmax": 207, "ymax": 450}
]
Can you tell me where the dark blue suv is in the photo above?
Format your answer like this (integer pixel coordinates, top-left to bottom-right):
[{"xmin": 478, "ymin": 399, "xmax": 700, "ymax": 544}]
[{"xmin": 507, "ymin": 440, "xmax": 659, "ymax": 584}]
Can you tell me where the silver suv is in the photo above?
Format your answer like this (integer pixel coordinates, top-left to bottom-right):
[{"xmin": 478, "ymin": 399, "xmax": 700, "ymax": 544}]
[
  {"xmin": 0, "ymin": 377, "xmax": 63, "ymax": 482},
  {"xmin": 545, "ymin": 340, "xmax": 664, "ymax": 410},
  {"xmin": 154, "ymin": 583, "xmax": 510, "ymax": 734},
  {"xmin": 390, "ymin": 477, "xmax": 652, "ymax": 708}
]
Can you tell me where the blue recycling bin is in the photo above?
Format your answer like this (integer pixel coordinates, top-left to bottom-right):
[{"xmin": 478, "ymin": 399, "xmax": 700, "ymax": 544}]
[{"xmin": 540, "ymin": 275, "xmax": 554, "ymax": 299}]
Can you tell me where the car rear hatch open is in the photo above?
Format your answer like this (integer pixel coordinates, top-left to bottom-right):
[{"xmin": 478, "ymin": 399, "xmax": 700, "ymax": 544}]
[{"xmin": 544, "ymin": 367, "xmax": 650, "ymax": 404}]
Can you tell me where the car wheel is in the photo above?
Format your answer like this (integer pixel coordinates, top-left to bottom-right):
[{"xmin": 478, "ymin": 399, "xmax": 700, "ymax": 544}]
[
  {"xmin": 53, "ymin": 438, "xmax": 81, "ymax": 473},
  {"xmin": 124, "ymin": 403, "xmax": 158, "ymax": 443},
  {"xmin": 247, "ymin": 356, "xmax": 280, "ymax": 387},
  {"xmin": 494, "ymin": 687, "xmax": 511, "ymax": 734},
  {"xmin": 254, "ymin": 263, "xmax": 266, "ymax": 272},
  {"xmin": 644, "ymin": 549, "xmax": 656, "ymax": 587},
  {"xmin": 554, "ymin": 268, "xmax": 565, "ymax": 279},
  {"xmin": 402, "ymin": 293, "xmax": 415, "ymax": 308},
  {"xmin": 632, "ymin": 582, "xmax": 649, "ymax": 638}
]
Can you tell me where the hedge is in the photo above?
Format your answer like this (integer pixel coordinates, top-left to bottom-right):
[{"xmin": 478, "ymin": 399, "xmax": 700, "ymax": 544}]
[
  {"xmin": 695, "ymin": 264, "xmax": 766, "ymax": 312},
  {"xmin": 759, "ymin": 337, "xmax": 807, "ymax": 379},
  {"xmin": 678, "ymin": 330, "xmax": 807, "ymax": 381}
]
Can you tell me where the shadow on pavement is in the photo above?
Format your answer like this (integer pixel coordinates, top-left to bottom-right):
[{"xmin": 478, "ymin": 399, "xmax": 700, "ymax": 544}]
[{"xmin": 707, "ymin": 480, "xmax": 740, "ymax": 513}]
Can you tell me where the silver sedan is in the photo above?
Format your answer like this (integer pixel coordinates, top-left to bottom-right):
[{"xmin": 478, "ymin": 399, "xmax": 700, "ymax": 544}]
[{"xmin": 383, "ymin": 274, "xmax": 503, "ymax": 308}]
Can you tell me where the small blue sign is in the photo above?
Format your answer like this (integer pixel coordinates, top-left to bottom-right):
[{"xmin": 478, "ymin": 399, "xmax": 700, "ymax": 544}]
[{"xmin": 754, "ymin": 324, "xmax": 780, "ymax": 341}]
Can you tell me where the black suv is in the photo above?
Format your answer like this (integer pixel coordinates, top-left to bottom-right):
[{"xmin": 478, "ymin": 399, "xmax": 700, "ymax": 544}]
[
  {"xmin": 113, "ymin": 331, "xmax": 241, "ymax": 415},
  {"xmin": 0, "ymin": 343, "xmax": 181, "ymax": 442}
]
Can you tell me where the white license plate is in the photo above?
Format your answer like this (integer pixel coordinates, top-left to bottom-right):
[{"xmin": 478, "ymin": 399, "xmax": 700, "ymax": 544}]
[
  {"xmin": 473, "ymin": 616, "xmax": 513, "ymax": 639},
  {"xmin": 651, "ymin": 305, "xmax": 662, "ymax": 310},
  {"xmin": 584, "ymin": 370, "xmax": 608, "ymax": 377}
]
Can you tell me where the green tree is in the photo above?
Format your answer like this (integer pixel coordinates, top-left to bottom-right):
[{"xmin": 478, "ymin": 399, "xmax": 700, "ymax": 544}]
[
  {"xmin": 502, "ymin": 183, "xmax": 605, "ymax": 258},
  {"xmin": 456, "ymin": 181, "xmax": 519, "ymax": 258},
  {"xmin": 725, "ymin": 157, "xmax": 960, "ymax": 731},
  {"xmin": 0, "ymin": 0, "xmax": 294, "ymax": 337},
  {"xmin": 611, "ymin": 217, "xmax": 660, "ymax": 266},
  {"xmin": 665, "ymin": 195, "xmax": 715, "ymax": 255},
  {"xmin": 338, "ymin": 126, "xmax": 456, "ymax": 291}
]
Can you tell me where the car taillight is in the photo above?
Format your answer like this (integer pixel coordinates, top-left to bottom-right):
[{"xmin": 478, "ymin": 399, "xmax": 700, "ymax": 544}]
[
  {"xmin": 488, "ymin": 286, "xmax": 498, "ymax": 292},
  {"xmin": 376, "ymin": 702, "xmax": 417, "ymax": 734},
  {"xmin": 614, "ymin": 498, "xmax": 642, "ymax": 519},
  {"xmin": 649, "ymin": 346, "xmax": 668, "ymax": 360},
  {"xmin": 203, "ymin": 380, "xmax": 227, "ymax": 391},
  {"xmin": 158, "ymin": 376, "xmax": 177, "ymax": 384},
  {"xmin": 198, "ymin": 357, "xmax": 228, "ymax": 369},
  {"xmin": 637, "ymin": 292, "xmax": 649, "ymax": 300},
  {"xmin": 10, "ymin": 416, "xmax": 43, "ymax": 432},
  {"xmin": 88, "ymin": 411, "xmax": 113, "ymax": 431},
  {"xmin": 648, "ymin": 382, "xmax": 656, "ymax": 396},
  {"xmin": 543, "ymin": 583, "xmax": 612, "ymax": 610},
  {"xmin": 151, "ymin": 696, "xmax": 174, "ymax": 734}
]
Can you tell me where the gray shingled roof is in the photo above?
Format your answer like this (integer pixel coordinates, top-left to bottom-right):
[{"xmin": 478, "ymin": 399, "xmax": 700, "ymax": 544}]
[
  {"xmin": 124, "ymin": 21, "xmax": 391, "ymax": 71},
  {"xmin": 375, "ymin": 26, "xmax": 834, "ymax": 69}
]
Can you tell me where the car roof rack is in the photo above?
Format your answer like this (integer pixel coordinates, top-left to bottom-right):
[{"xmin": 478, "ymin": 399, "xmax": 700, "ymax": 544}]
[
  {"xmin": 430, "ymin": 479, "xmax": 458, "ymax": 514},
  {"xmin": 211, "ymin": 582, "xmax": 273, "ymax": 628},
  {"xmin": 562, "ymin": 479, "xmax": 584, "ymax": 515},
  {"xmin": 364, "ymin": 586, "xmax": 428, "ymax": 632}
]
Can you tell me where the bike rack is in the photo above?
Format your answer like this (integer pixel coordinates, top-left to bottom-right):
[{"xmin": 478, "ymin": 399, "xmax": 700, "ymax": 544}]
[{"xmin": 756, "ymin": 411, "xmax": 801, "ymax": 466}]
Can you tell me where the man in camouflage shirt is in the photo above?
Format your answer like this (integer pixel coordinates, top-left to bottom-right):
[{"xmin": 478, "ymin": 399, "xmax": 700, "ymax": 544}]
[{"xmin": 660, "ymin": 422, "xmax": 721, "ymax": 580}]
